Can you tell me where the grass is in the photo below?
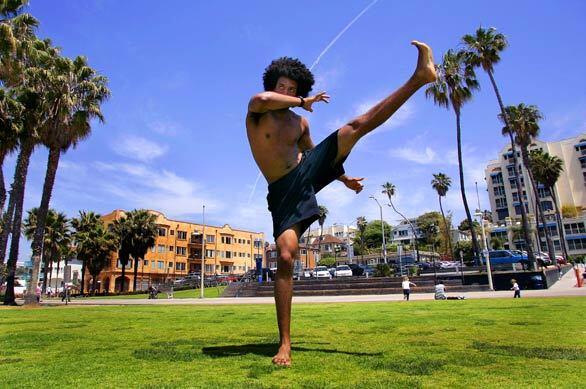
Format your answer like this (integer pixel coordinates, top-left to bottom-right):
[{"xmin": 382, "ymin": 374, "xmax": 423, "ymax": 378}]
[
  {"xmin": 0, "ymin": 297, "xmax": 584, "ymax": 388},
  {"xmin": 43, "ymin": 286, "xmax": 227, "ymax": 300}
]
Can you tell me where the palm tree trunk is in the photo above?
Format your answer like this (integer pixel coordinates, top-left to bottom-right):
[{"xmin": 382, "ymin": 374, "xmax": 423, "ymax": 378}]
[
  {"xmin": 454, "ymin": 109, "xmax": 481, "ymax": 262},
  {"xmin": 0, "ymin": 191, "xmax": 15, "ymax": 263},
  {"xmin": 26, "ymin": 146, "xmax": 61, "ymax": 305},
  {"xmin": 388, "ymin": 200, "xmax": 420, "ymax": 261},
  {"xmin": 486, "ymin": 69, "xmax": 536, "ymax": 267},
  {"xmin": 0, "ymin": 150, "xmax": 6, "ymax": 216},
  {"xmin": 133, "ymin": 257, "xmax": 140, "ymax": 292},
  {"xmin": 3, "ymin": 139, "xmax": 34, "ymax": 305},
  {"xmin": 438, "ymin": 196, "xmax": 453, "ymax": 257},
  {"xmin": 120, "ymin": 263, "xmax": 126, "ymax": 293},
  {"xmin": 522, "ymin": 148, "xmax": 555, "ymax": 264},
  {"xmin": 80, "ymin": 258, "xmax": 86, "ymax": 295},
  {"xmin": 550, "ymin": 189, "xmax": 570, "ymax": 262}
]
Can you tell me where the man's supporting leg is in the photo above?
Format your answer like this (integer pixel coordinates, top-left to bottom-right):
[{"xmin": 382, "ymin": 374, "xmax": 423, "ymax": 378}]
[
  {"xmin": 335, "ymin": 41, "xmax": 437, "ymax": 164},
  {"xmin": 273, "ymin": 224, "xmax": 301, "ymax": 366}
]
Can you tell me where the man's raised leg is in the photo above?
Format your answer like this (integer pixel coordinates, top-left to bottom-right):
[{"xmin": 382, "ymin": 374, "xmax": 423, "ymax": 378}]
[
  {"xmin": 335, "ymin": 41, "xmax": 437, "ymax": 163},
  {"xmin": 272, "ymin": 224, "xmax": 301, "ymax": 366}
]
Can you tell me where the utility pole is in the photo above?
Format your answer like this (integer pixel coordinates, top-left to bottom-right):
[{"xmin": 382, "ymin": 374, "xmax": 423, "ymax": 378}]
[{"xmin": 200, "ymin": 205, "xmax": 206, "ymax": 298}]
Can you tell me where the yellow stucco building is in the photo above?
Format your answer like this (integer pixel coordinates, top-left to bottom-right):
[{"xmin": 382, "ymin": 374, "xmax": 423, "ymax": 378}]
[{"xmin": 97, "ymin": 209, "xmax": 265, "ymax": 292}]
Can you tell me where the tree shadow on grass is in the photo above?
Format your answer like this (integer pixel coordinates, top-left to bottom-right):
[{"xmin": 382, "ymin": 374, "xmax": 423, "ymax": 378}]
[{"xmin": 201, "ymin": 343, "xmax": 383, "ymax": 358}]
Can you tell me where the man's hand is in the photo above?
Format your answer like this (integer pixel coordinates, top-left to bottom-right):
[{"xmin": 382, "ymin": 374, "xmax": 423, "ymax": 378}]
[
  {"xmin": 302, "ymin": 91, "xmax": 330, "ymax": 112},
  {"xmin": 341, "ymin": 176, "xmax": 364, "ymax": 194}
]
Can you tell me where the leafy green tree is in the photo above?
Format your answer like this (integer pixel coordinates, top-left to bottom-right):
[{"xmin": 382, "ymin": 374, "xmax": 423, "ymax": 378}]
[
  {"xmin": 355, "ymin": 216, "xmax": 367, "ymax": 260},
  {"xmin": 453, "ymin": 241, "xmax": 474, "ymax": 265},
  {"xmin": 361, "ymin": 220, "xmax": 392, "ymax": 250},
  {"xmin": 425, "ymin": 49, "xmax": 481, "ymax": 261},
  {"xmin": 490, "ymin": 236, "xmax": 504, "ymax": 250},
  {"xmin": 431, "ymin": 173, "xmax": 453, "ymax": 256},
  {"xmin": 382, "ymin": 182, "xmax": 419, "ymax": 260},
  {"xmin": 416, "ymin": 212, "xmax": 443, "ymax": 250},
  {"xmin": 462, "ymin": 26, "xmax": 535, "ymax": 266},
  {"xmin": 530, "ymin": 150, "xmax": 569, "ymax": 261}
]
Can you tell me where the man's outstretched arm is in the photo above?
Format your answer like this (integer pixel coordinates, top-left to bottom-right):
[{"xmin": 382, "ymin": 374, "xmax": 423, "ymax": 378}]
[{"xmin": 248, "ymin": 91, "xmax": 330, "ymax": 113}]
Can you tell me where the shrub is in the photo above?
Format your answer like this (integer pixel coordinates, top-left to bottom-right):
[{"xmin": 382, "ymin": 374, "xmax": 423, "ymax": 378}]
[{"xmin": 374, "ymin": 264, "xmax": 391, "ymax": 277}]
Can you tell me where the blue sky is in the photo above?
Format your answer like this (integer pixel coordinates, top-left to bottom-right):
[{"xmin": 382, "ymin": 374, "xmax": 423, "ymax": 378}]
[{"xmin": 6, "ymin": 0, "xmax": 586, "ymax": 260}]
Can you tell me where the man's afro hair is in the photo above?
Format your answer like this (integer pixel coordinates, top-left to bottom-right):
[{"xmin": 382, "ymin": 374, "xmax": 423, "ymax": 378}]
[{"xmin": 263, "ymin": 57, "xmax": 314, "ymax": 98}]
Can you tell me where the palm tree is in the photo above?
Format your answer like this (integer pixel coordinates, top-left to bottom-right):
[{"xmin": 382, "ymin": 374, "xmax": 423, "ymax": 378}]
[
  {"xmin": 27, "ymin": 55, "xmax": 110, "ymax": 301},
  {"xmin": 71, "ymin": 210, "xmax": 102, "ymax": 294},
  {"xmin": 425, "ymin": 49, "xmax": 481, "ymax": 262},
  {"xmin": 431, "ymin": 173, "xmax": 453, "ymax": 257},
  {"xmin": 382, "ymin": 181, "xmax": 420, "ymax": 261},
  {"xmin": 462, "ymin": 26, "xmax": 536, "ymax": 266},
  {"xmin": 499, "ymin": 104, "xmax": 554, "ymax": 268},
  {"xmin": 0, "ymin": 89, "xmax": 22, "ymax": 217},
  {"xmin": 356, "ymin": 216, "xmax": 367, "ymax": 264},
  {"xmin": 84, "ymin": 222, "xmax": 116, "ymax": 293},
  {"xmin": 530, "ymin": 150, "xmax": 569, "ymax": 262},
  {"xmin": 112, "ymin": 214, "xmax": 132, "ymax": 292},
  {"xmin": 0, "ymin": 0, "xmax": 28, "ymax": 22},
  {"xmin": 317, "ymin": 205, "xmax": 328, "ymax": 255},
  {"xmin": 126, "ymin": 209, "xmax": 157, "ymax": 292}
]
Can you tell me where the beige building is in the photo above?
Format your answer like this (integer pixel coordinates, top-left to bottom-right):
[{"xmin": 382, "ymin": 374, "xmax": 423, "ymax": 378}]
[
  {"xmin": 97, "ymin": 210, "xmax": 264, "ymax": 292},
  {"xmin": 485, "ymin": 133, "xmax": 586, "ymax": 255}
]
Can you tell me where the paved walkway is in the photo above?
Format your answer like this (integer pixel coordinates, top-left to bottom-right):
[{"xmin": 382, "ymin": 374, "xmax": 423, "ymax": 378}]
[{"xmin": 39, "ymin": 268, "xmax": 585, "ymax": 307}]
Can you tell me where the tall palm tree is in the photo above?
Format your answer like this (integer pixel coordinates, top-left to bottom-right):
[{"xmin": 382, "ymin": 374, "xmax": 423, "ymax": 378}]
[
  {"xmin": 71, "ymin": 210, "xmax": 101, "ymax": 294},
  {"xmin": 0, "ymin": 0, "xmax": 28, "ymax": 22},
  {"xmin": 462, "ymin": 26, "xmax": 536, "ymax": 266},
  {"xmin": 499, "ymin": 104, "xmax": 554, "ymax": 267},
  {"xmin": 126, "ymin": 209, "xmax": 157, "ymax": 292},
  {"xmin": 27, "ymin": 55, "xmax": 110, "ymax": 301},
  {"xmin": 112, "ymin": 214, "xmax": 132, "ymax": 292},
  {"xmin": 530, "ymin": 150, "xmax": 569, "ymax": 262},
  {"xmin": 382, "ymin": 182, "xmax": 420, "ymax": 261},
  {"xmin": 317, "ymin": 205, "xmax": 328, "ymax": 255},
  {"xmin": 425, "ymin": 49, "xmax": 481, "ymax": 262},
  {"xmin": 356, "ymin": 216, "xmax": 367, "ymax": 264},
  {"xmin": 0, "ymin": 89, "xmax": 22, "ymax": 217},
  {"xmin": 431, "ymin": 173, "xmax": 453, "ymax": 257}
]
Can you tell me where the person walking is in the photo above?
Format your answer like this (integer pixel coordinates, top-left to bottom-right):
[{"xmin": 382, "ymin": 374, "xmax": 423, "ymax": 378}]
[
  {"xmin": 402, "ymin": 276, "xmax": 417, "ymax": 301},
  {"xmin": 511, "ymin": 279, "xmax": 521, "ymax": 298}
]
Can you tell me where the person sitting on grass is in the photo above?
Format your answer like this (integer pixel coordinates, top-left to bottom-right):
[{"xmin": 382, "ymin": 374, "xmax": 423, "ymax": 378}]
[{"xmin": 434, "ymin": 280, "xmax": 465, "ymax": 300}]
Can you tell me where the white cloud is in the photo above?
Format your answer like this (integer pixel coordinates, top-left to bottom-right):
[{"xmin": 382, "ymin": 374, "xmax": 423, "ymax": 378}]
[
  {"xmin": 148, "ymin": 120, "xmax": 182, "ymax": 136},
  {"xmin": 111, "ymin": 135, "xmax": 168, "ymax": 162},
  {"xmin": 390, "ymin": 146, "xmax": 438, "ymax": 164},
  {"xmin": 354, "ymin": 100, "xmax": 415, "ymax": 131}
]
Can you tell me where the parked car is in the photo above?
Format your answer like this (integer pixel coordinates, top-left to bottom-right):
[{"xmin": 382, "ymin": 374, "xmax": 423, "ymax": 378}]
[
  {"xmin": 439, "ymin": 261, "xmax": 460, "ymax": 269},
  {"xmin": 334, "ymin": 265, "xmax": 353, "ymax": 277},
  {"xmin": 485, "ymin": 250, "xmax": 529, "ymax": 266},
  {"xmin": 314, "ymin": 266, "xmax": 332, "ymax": 279},
  {"xmin": 536, "ymin": 252, "xmax": 553, "ymax": 267},
  {"xmin": 348, "ymin": 263, "xmax": 364, "ymax": 276}
]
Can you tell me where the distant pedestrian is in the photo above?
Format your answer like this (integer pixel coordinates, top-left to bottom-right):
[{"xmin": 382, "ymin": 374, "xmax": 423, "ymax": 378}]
[
  {"xmin": 511, "ymin": 279, "xmax": 521, "ymax": 298},
  {"xmin": 402, "ymin": 276, "xmax": 416, "ymax": 301},
  {"xmin": 35, "ymin": 282, "xmax": 42, "ymax": 303},
  {"xmin": 557, "ymin": 263, "xmax": 562, "ymax": 280}
]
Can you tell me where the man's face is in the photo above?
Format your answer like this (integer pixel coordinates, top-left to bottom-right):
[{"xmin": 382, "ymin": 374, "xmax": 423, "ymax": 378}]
[{"xmin": 274, "ymin": 76, "xmax": 298, "ymax": 97}]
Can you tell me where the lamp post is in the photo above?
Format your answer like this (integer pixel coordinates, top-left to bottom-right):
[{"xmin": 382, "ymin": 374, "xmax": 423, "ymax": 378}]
[
  {"xmin": 369, "ymin": 196, "xmax": 387, "ymax": 264},
  {"xmin": 475, "ymin": 210, "xmax": 494, "ymax": 291}
]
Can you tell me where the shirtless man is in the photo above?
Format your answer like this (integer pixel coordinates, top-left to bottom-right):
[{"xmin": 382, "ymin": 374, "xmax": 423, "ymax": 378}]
[{"xmin": 246, "ymin": 41, "xmax": 436, "ymax": 366}]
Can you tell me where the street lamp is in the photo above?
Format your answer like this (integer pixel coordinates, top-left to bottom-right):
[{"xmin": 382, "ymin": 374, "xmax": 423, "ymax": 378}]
[
  {"xmin": 369, "ymin": 196, "xmax": 387, "ymax": 264},
  {"xmin": 475, "ymin": 210, "xmax": 494, "ymax": 291},
  {"xmin": 200, "ymin": 205, "xmax": 206, "ymax": 298}
]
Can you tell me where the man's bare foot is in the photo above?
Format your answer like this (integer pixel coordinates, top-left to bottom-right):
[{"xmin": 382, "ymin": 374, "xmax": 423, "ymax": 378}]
[
  {"xmin": 272, "ymin": 344, "xmax": 291, "ymax": 367},
  {"xmin": 411, "ymin": 40, "xmax": 437, "ymax": 84}
]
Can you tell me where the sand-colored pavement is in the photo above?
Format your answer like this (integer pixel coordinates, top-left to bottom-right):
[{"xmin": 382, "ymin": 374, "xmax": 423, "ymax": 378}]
[{"xmin": 38, "ymin": 267, "xmax": 585, "ymax": 307}]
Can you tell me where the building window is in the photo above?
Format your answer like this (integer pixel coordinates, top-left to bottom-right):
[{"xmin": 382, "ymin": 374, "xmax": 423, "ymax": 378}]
[
  {"xmin": 158, "ymin": 227, "xmax": 166, "ymax": 237},
  {"xmin": 205, "ymin": 249, "xmax": 214, "ymax": 258},
  {"xmin": 491, "ymin": 174, "xmax": 503, "ymax": 184},
  {"xmin": 247, "ymin": 240, "xmax": 251, "ymax": 244},
  {"xmin": 151, "ymin": 261, "xmax": 156, "ymax": 269},
  {"xmin": 495, "ymin": 198, "xmax": 507, "ymax": 209},
  {"xmin": 169, "ymin": 246, "xmax": 174, "ymax": 252},
  {"xmin": 143, "ymin": 260, "xmax": 148, "ymax": 266},
  {"xmin": 221, "ymin": 236, "xmax": 232, "ymax": 244},
  {"xmin": 568, "ymin": 238, "xmax": 586, "ymax": 251},
  {"xmin": 540, "ymin": 201, "xmax": 554, "ymax": 211},
  {"xmin": 175, "ymin": 246, "xmax": 186, "ymax": 256},
  {"xmin": 300, "ymin": 249, "xmax": 307, "ymax": 255},
  {"xmin": 157, "ymin": 261, "xmax": 164, "ymax": 269},
  {"xmin": 169, "ymin": 262, "xmax": 173, "ymax": 268},
  {"xmin": 206, "ymin": 235, "xmax": 215, "ymax": 243},
  {"xmin": 177, "ymin": 231, "xmax": 187, "ymax": 240},
  {"xmin": 157, "ymin": 244, "xmax": 165, "ymax": 253},
  {"xmin": 565, "ymin": 222, "xmax": 586, "ymax": 235},
  {"xmin": 175, "ymin": 262, "xmax": 186, "ymax": 271},
  {"xmin": 170, "ymin": 230, "xmax": 174, "ymax": 236}
]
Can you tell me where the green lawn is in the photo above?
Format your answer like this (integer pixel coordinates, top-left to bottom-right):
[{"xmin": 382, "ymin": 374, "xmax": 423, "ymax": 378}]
[
  {"xmin": 0, "ymin": 297, "xmax": 584, "ymax": 388},
  {"xmin": 74, "ymin": 286, "xmax": 227, "ymax": 300}
]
